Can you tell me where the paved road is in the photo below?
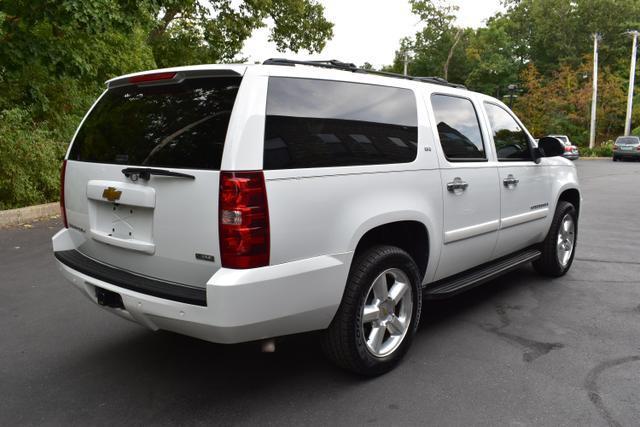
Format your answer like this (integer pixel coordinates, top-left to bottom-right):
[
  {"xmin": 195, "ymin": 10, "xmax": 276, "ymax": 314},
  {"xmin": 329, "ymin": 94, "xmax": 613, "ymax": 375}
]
[{"xmin": 2, "ymin": 160, "xmax": 639, "ymax": 426}]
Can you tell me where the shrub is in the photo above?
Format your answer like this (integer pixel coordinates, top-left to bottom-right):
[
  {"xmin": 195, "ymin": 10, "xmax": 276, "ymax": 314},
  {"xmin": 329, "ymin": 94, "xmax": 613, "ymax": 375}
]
[
  {"xmin": 580, "ymin": 140, "xmax": 614, "ymax": 157},
  {"xmin": 0, "ymin": 108, "xmax": 71, "ymax": 210}
]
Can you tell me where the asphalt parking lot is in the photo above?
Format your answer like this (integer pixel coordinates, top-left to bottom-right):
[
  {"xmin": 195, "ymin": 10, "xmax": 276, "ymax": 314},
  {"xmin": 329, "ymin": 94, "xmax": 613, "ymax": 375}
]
[{"xmin": 1, "ymin": 159, "xmax": 639, "ymax": 426}]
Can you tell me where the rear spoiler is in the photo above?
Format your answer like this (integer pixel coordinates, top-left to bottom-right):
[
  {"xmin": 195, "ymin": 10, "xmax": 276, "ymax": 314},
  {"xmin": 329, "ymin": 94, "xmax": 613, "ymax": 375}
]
[{"xmin": 107, "ymin": 69, "xmax": 242, "ymax": 89}]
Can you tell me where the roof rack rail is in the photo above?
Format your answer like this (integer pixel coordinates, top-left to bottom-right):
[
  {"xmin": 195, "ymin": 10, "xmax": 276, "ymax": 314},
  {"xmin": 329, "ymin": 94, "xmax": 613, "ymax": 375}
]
[{"xmin": 262, "ymin": 58, "xmax": 467, "ymax": 90}]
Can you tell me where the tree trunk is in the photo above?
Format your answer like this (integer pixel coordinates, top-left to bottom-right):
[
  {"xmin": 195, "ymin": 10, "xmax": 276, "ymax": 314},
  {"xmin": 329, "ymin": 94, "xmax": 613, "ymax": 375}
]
[
  {"xmin": 148, "ymin": 8, "xmax": 179, "ymax": 42},
  {"xmin": 444, "ymin": 29, "xmax": 463, "ymax": 81}
]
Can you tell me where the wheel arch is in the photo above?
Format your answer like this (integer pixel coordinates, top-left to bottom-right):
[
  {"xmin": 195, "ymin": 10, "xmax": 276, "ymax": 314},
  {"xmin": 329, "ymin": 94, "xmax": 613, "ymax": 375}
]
[
  {"xmin": 350, "ymin": 217, "xmax": 431, "ymax": 281},
  {"xmin": 557, "ymin": 187, "xmax": 581, "ymax": 217}
]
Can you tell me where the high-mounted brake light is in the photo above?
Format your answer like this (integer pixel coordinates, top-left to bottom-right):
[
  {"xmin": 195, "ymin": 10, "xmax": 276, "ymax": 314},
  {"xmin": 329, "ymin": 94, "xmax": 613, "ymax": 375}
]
[
  {"xmin": 219, "ymin": 171, "xmax": 270, "ymax": 269},
  {"xmin": 60, "ymin": 160, "xmax": 68, "ymax": 228},
  {"xmin": 128, "ymin": 72, "xmax": 177, "ymax": 84}
]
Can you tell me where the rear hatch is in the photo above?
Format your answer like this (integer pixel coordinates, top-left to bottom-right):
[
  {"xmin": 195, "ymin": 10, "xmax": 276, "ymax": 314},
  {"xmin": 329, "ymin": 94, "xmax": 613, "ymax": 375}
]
[
  {"xmin": 63, "ymin": 70, "xmax": 243, "ymax": 287},
  {"xmin": 616, "ymin": 137, "xmax": 640, "ymax": 151}
]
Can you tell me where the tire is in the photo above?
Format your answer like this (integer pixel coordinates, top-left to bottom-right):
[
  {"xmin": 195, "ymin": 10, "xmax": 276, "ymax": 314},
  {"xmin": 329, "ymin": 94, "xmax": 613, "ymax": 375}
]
[
  {"xmin": 533, "ymin": 201, "xmax": 578, "ymax": 277},
  {"xmin": 321, "ymin": 245, "xmax": 422, "ymax": 376},
  {"xmin": 612, "ymin": 156, "xmax": 617, "ymax": 162}
]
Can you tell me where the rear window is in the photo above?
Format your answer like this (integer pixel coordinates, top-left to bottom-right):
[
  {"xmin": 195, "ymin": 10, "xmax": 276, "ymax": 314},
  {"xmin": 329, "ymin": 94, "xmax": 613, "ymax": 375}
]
[
  {"xmin": 617, "ymin": 137, "xmax": 639, "ymax": 144},
  {"xmin": 264, "ymin": 77, "xmax": 418, "ymax": 170},
  {"xmin": 69, "ymin": 77, "xmax": 241, "ymax": 170}
]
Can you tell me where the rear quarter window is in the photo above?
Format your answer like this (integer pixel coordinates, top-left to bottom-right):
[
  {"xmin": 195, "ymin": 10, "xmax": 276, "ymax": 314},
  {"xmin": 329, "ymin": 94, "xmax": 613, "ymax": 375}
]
[
  {"xmin": 69, "ymin": 77, "xmax": 241, "ymax": 170},
  {"xmin": 263, "ymin": 77, "xmax": 418, "ymax": 169}
]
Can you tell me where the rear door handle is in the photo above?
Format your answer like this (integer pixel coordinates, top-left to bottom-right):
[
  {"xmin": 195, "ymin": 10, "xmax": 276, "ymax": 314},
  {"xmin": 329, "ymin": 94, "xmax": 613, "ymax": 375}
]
[
  {"xmin": 447, "ymin": 177, "xmax": 469, "ymax": 194},
  {"xmin": 503, "ymin": 174, "xmax": 519, "ymax": 189}
]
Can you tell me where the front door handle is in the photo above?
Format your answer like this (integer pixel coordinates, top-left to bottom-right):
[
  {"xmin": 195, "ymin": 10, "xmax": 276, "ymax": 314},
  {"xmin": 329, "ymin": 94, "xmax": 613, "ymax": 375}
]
[
  {"xmin": 447, "ymin": 177, "xmax": 469, "ymax": 194},
  {"xmin": 503, "ymin": 174, "xmax": 519, "ymax": 189}
]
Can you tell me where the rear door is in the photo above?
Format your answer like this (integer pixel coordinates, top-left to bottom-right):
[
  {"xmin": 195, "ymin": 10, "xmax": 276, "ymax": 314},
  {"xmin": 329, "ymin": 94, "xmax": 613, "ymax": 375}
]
[
  {"xmin": 429, "ymin": 93, "xmax": 500, "ymax": 280},
  {"xmin": 483, "ymin": 102, "xmax": 552, "ymax": 258},
  {"xmin": 63, "ymin": 71, "xmax": 244, "ymax": 287}
]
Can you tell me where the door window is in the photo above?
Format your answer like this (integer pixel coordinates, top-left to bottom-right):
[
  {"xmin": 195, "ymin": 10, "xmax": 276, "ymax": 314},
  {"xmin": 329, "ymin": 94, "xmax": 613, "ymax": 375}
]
[
  {"xmin": 484, "ymin": 103, "xmax": 533, "ymax": 161},
  {"xmin": 264, "ymin": 77, "xmax": 418, "ymax": 169},
  {"xmin": 431, "ymin": 94, "xmax": 486, "ymax": 161}
]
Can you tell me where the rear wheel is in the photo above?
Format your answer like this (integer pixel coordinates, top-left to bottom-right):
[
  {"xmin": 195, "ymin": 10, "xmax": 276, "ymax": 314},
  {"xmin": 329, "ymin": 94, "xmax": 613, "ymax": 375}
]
[
  {"xmin": 533, "ymin": 201, "xmax": 577, "ymax": 277},
  {"xmin": 321, "ymin": 245, "xmax": 422, "ymax": 376}
]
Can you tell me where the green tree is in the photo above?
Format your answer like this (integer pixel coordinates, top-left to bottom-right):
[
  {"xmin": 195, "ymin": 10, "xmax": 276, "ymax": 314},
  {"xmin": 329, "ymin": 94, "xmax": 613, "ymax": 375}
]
[
  {"xmin": 465, "ymin": 17, "xmax": 519, "ymax": 96},
  {"xmin": 386, "ymin": 0, "xmax": 473, "ymax": 84},
  {"xmin": 501, "ymin": 0, "xmax": 640, "ymax": 75},
  {"xmin": 0, "ymin": 0, "xmax": 333, "ymax": 208},
  {"xmin": 148, "ymin": 0, "xmax": 334, "ymax": 67}
]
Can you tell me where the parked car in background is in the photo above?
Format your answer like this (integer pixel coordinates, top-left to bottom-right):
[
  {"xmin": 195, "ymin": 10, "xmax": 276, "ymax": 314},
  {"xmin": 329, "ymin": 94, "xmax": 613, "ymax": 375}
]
[
  {"xmin": 613, "ymin": 136, "xmax": 640, "ymax": 161},
  {"xmin": 548, "ymin": 135, "xmax": 579, "ymax": 160}
]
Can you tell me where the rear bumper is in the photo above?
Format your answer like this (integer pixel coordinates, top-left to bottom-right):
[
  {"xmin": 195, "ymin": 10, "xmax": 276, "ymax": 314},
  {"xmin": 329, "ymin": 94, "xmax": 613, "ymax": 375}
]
[
  {"xmin": 613, "ymin": 151, "xmax": 640, "ymax": 158},
  {"xmin": 563, "ymin": 153, "xmax": 579, "ymax": 160},
  {"xmin": 52, "ymin": 229, "xmax": 351, "ymax": 344}
]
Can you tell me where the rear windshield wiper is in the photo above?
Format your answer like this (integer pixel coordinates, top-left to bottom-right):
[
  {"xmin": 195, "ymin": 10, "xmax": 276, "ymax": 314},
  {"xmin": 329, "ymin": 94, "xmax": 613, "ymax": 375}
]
[{"xmin": 121, "ymin": 167, "xmax": 195, "ymax": 181}]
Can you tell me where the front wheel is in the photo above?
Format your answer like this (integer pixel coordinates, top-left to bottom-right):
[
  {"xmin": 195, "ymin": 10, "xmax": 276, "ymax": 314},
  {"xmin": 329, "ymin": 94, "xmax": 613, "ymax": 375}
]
[
  {"xmin": 321, "ymin": 245, "xmax": 422, "ymax": 376},
  {"xmin": 533, "ymin": 201, "xmax": 578, "ymax": 277}
]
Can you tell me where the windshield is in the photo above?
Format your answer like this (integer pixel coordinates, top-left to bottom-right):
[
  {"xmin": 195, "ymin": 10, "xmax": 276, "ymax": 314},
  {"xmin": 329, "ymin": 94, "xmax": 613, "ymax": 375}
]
[{"xmin": 69, "ymin": 77, "xmax": 241, "ymax": 170}]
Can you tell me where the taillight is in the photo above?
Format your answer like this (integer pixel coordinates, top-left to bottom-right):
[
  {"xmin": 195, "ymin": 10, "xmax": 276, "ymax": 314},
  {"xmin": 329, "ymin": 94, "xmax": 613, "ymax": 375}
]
[
  {"xmin": 128, "ymin": 72, "xmax": 176, "ymax": 84},
  {"xmin": 219, "ymin": 171, "xmax": 270, "ymax": 269},
  {"xmin": 613, "ymin": 145, "xmax": 618, "ymax": 150},
  {"xmin": 564, "ymin": 146, "xmax": 572, "ymax": 152},
  {"xmin": 60, "ymin": 160, "xmax": 68, "ymax": 228},
  {"xmin": 636, "ymin": 146, "xmax": 640, "ymax": 151}
]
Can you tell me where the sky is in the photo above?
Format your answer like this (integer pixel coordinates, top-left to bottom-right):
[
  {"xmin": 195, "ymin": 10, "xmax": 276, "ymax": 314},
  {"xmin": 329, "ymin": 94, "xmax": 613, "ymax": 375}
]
[{"xmin": 240, "ymin": 0, "xmax": 504, "ymax": 69}]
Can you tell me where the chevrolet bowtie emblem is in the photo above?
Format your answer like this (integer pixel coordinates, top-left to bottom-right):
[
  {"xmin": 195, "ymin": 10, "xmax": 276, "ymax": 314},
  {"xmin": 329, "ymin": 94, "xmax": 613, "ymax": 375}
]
[{"xmin": 102, "ymin": 187, "xmax": 122, "ymax": 202}]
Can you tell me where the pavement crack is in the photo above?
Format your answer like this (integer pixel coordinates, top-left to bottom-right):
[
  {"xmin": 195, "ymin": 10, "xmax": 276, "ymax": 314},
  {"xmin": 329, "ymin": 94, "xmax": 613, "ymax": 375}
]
[
  {"xmin": 563, "ymin": 279, "xmax": 640, "ymax": 284},
  {"xmin": 479, "ymin": 304, "xmax": 564, "ymax": 363},
  {"xmin": 574, "ymin": 258, "xmax": 640, "ymax": 266},
  {"xmin": 493, "ymin": 330, "xmax": 564, "ymax": 362},
  {"xmin": 584, "ymin": 355, "xmax": 640, "ymax": 427}
]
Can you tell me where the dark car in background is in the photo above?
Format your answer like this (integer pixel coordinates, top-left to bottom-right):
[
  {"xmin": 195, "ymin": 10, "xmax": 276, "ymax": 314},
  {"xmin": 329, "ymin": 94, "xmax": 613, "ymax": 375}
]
[
  {"xmin": 613, "ymin": 136, "xmax": 640, "ymax": 161},
  {"xmin": 548, "ymin": 135, "xmax": 579, "ymax": 160}
]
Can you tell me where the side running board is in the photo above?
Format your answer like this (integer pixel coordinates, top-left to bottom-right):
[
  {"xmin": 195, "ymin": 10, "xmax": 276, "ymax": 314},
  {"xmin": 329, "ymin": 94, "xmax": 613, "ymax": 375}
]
[{"xmin": 423, "ymin": 248, "xmax": 541, "ymax": 300}]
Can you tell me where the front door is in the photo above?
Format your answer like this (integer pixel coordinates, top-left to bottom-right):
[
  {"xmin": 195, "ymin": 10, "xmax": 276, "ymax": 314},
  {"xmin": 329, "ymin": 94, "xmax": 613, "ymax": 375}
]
[{"xmin": 483, "ymin": 102, "xmax": 552, "ymax": 258}]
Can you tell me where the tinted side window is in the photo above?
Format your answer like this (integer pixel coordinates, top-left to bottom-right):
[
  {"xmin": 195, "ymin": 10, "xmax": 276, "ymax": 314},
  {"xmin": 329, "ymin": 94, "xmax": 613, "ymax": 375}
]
[
  {"xmin": 264, "ymin": 78, "xmax": 418, "ymax": 169},
  {"xmin": 484, "ymin": 103, "xmax": 532, "ymax": 161},
  {"xmin": 431, "ymin": 94, "xmax": 485, "ymax": 161},
  {"xmin": 69, "ymin": 77, "xmax": 241, "ymax": 170}
]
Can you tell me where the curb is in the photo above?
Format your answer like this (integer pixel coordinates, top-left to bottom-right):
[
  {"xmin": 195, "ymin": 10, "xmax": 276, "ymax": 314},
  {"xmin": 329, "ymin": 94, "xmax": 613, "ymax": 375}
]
[
  {"xmin": 0, "ymin": 202, "xmax": 59, "ymax": 228},
  {"xmin": 577, "ymin": 157, "xmax": 610, "ymax": 160}
]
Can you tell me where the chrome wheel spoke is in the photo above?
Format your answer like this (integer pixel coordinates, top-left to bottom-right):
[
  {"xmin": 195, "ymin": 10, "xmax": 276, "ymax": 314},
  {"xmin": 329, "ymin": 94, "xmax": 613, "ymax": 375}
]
[
  {"xmin": 372, "ymin": 274, "xmax": 388, "ymax": 300},
  {"xmin": 367, "ymin": 326, "xmax": 385, "ymax": 352},
  {"xmin": 360, "ymin": 268, "xmax": 414, "ymax": 358},
  {"xmin": 362, "ymin": 305, "xmax": 380, "ymax": 323},
  {"xmin": 388, "ymin": 281, "xmax": 408, "ymax": 305},
  {"xmin": 556, "ymin": 214, "xmax": 575, "ymax": 267},
  {"xmin": 386, "ymin": 315, "xmax": 404, "ymax": 336}
]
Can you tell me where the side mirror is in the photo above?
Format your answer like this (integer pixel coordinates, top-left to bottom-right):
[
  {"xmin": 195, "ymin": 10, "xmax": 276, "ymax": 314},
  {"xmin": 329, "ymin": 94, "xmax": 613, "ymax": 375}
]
[{"xmin": 537, "ymin": 136, "xmax": 565, "ymax": 158}]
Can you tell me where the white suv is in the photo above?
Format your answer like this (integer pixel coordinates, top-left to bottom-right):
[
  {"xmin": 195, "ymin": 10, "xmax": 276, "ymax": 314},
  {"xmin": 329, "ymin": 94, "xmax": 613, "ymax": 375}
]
[{"xmin": 52, "ymin": 59, "xmax": 581, "ymax": 375}]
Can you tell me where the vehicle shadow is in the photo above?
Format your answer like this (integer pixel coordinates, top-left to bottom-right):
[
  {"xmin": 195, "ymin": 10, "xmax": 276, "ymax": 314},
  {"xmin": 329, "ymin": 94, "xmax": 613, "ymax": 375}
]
[
  {"xmin": 34, "ymin": 266, "xmax": 544, "ymax": 424},
  {"xmin": 418, "ymin": 265, "xmax": 542, "ymax": 332}
]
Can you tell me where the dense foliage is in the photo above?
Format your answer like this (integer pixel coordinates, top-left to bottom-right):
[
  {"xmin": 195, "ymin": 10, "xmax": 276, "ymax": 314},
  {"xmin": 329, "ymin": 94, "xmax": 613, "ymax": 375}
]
[
  {"xmin": 0, "ymin": 0, "xmax": 333, "ymax": 208},
  {"xmin": 387, "ymin": 0, "xmax": 640, "ymax": 145},
  {"xmin": 2, "ymin": 0, "xmax": 640, "ymax": 209}
]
